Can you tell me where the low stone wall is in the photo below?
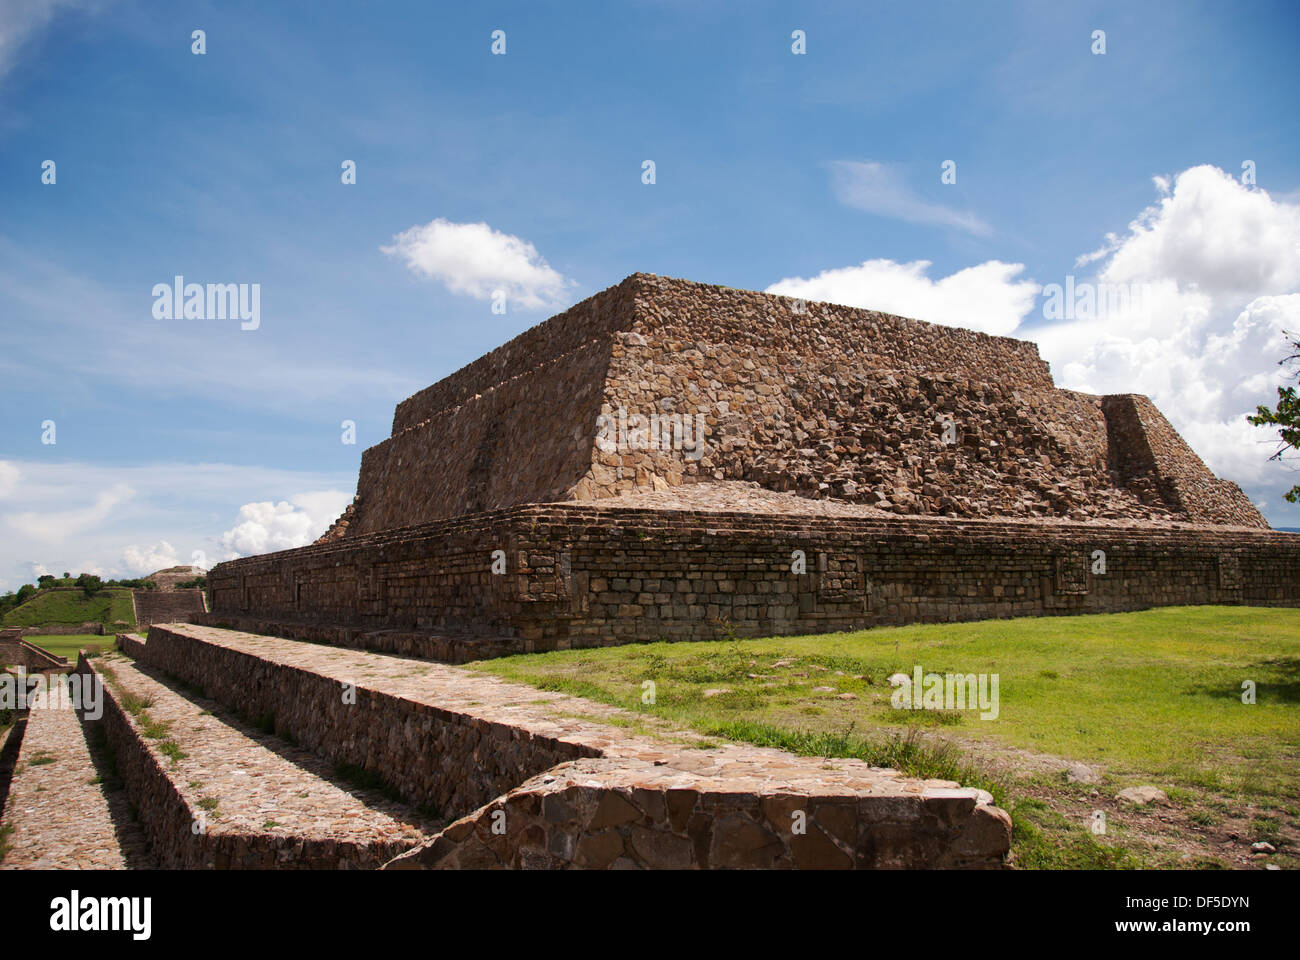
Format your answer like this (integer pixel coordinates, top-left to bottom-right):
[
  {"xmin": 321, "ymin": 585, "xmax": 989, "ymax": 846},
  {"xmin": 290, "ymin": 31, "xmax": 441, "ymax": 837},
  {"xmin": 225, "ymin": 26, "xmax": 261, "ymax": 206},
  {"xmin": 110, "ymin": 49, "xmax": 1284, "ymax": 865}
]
[
  {"xmin": 387, "ymin": 757, "xmax": 1009, "ymax": 870},
  {"xmin": 0, "ymin": 635, "xmax": 69, "ymax": 672},
  {"xmin": 77, "ymin": 653, "xmax": 211, "ymax": 868},
  {"xmin": 115, "ymin": 633, "xmax": 147, "ymax": 658},
  {"xmin": 78, "ymin": 652, "xmax": 415, "ymax": 868},
  {"xmin": 137, "ymin": 624, "xmax": 1011, "ymax": 869},
  {"xmin": 205, "ymin": 503, "xmax": 1300, "ymax": 653},
  {"xmin": 15, "ymin": 623, "xmax": 104, "ymax": 636},
  {"xmin": 137, "ymin": 627, "xmax": 599, "ymax": 820}
]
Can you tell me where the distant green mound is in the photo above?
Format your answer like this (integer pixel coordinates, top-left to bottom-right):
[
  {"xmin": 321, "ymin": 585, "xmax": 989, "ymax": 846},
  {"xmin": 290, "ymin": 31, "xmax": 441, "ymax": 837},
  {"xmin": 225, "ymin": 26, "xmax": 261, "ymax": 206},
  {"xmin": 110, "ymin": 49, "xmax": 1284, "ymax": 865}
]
[{"xmin": 1, "ymin": 588, "xmax": 135, "ymax": 629}]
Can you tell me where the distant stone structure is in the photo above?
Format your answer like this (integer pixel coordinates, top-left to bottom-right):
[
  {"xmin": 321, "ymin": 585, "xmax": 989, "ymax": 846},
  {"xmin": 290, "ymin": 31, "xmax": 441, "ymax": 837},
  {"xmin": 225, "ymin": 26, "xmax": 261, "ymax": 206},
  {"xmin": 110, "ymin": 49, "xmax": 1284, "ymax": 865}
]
[
  {"xmin": 0, "ymin": 629, "xmax": 68, "ymax": 672},
  {"xmin": 131, "ymin": 567, "xmax": 209, "ymax": 629},
  {"xmin": 203, "ymin": 273, "xmax": 1300, "ymax": 656}
]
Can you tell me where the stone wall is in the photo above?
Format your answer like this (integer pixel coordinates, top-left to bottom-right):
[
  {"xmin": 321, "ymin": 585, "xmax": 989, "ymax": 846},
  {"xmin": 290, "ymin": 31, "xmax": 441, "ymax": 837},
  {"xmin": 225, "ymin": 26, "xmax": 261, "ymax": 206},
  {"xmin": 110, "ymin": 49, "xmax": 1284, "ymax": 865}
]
[
  {"xmin": 134, "ymin": 627, "xmax": 600, "ymax": 820},
  {"xmin": 132, "ymin": 624, "xmax": 1010, "ymax": 869},
  {"xmin": 348, "ymin": 338, "xmax": 611, "ymax": 536},
  {"xmin": 387, "ymin": 757, "xmax": 1009, "ymax": 870},
  {"xmin": 333, "ymin": 273, "xmax": 1266, "ymax": 535},
  {"xmin": 0, "ymin": 632, "xmax": 68, "ymax": 671},
  {"xmin": 14, "ymin": 623, "xmax": 104, "ymax": 636},
  {"xmin": 132, "ymin": 588, "xmax": 207, "ymax": 628},
  {"xmin": 205, "ymin": 502, "xmax": 1300, "ymax": 653}
]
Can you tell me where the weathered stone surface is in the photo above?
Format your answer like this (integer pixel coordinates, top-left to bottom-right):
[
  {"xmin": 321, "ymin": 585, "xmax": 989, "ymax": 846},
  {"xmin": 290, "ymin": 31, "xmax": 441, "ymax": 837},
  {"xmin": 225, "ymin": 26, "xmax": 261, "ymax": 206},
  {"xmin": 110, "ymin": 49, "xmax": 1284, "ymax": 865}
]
[
  {"xmin": 204, "ymin": 499, "xmax": 1300, "ymax": 654},
  {"xmin": 80, "ymin": 651, "xmax": 431, "ymax": 869},
  {"xmin": 383, "ymin": 758, "xmax": 1010, "ymax": 871},
  {"xmin": 129, "ymin": 625, "xmax": 1010, "ymax": 869},
  {"xmin": 0, "ymin": 681, "xmax": 152, "ymax": 869},
  {"xmin": 336, "ymin": 274, "xmax": 1266, "ymax": 535}
]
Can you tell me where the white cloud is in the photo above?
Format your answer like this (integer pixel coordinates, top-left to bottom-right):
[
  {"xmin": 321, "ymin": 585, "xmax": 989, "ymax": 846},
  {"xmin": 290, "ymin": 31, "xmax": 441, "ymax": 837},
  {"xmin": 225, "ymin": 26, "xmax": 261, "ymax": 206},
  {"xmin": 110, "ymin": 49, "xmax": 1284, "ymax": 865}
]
[
  {"xmin": 218, "ymin": 490, "xmax": 352, "ymax": 559},
  {"xmin": 1031, "ymin": 165, "xmax": 1300, "ymax": 503},
  {"xmin": 767, "ymin": 258, "xmax": 1039, "ymax": 336},
  {"xmin": 0, "ymin": 460, "xmax": 18, "ymax": 498},
  {"xmin": 381, "ymin": 218, "xmax": 574, "ymax": 310},
  {"xmin": 830, "ymin": 161, "xmax": 992, "ymax": 236},
  {"xmin": 29, "ymin": 562, "xmax": 49, "ymax": 579},
  {"xmin": 0, "ymin": 461, "xmax": 354, "ymax": 592},
  {"xmin": 3, "ymin": 482, "xmax": 134, "ymax": 542},
  {"xmin": 120, "ymin": 541, "xmax": 181, "ymax": 576}
]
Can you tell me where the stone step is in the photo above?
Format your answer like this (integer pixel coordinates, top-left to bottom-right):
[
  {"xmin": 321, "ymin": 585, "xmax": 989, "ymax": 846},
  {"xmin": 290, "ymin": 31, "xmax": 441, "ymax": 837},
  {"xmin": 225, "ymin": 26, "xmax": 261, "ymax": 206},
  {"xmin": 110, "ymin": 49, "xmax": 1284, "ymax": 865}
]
[
  {"xmin": 0, "ymin": 677, "xmax": 152, "ymax": 869},
  {"xmin": 132, "ymin": 624, "xmax": 1012, "ymax": 869},
  {"xmin": 80, "ymin": 650, "xmax": 435, "ymax": 868}
]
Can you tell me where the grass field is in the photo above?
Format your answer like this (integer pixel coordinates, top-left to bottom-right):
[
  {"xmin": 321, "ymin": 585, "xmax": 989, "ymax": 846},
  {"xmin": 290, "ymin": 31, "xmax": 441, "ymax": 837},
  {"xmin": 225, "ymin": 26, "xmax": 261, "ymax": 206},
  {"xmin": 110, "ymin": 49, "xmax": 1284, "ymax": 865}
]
[
  {"xmin": 473, "ymin": 606, "xmax": 1300, "ymax": 869},
  {"xmin": 17, "ymin": 634, "xmax": 115, "ymax": 660},
  {"xmin": 2, "ymin": 589, "xmax": 134, "ymax": 629}
]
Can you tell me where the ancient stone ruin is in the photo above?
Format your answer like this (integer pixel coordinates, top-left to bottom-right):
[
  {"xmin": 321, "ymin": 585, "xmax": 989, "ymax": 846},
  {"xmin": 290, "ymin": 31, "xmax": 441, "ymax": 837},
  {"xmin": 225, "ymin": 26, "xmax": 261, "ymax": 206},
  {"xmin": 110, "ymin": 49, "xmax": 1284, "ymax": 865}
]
[
  {"xmin": 200, "ymin": 273, "xmax": 1299, "ymax": 659},
  {"xmin": 6, "ymin": 274, "xmax": 1296, "ymax": 871}
]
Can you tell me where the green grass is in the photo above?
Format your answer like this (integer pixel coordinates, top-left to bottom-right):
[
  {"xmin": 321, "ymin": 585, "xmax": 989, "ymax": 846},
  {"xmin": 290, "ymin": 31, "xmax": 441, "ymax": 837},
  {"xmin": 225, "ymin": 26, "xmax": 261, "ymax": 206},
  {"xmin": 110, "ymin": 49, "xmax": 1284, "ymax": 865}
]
[
  {"xmin": 21, "ymin": 634, "xmax": 114, "ymax": 660},
  {"xmin": 473, "ymin": 606, "xmax": 1300, "ymax": 868},
  {"xmin": 475, "ymin": 606, "xmax": 1300, "ymax": 801},
  {"xmin": 96, "ymin": 660, "xmax": 188, "ymax": 765},
  {"xmin": 3, "ymin": 588, "xmax": 134, "ymax": 630}
]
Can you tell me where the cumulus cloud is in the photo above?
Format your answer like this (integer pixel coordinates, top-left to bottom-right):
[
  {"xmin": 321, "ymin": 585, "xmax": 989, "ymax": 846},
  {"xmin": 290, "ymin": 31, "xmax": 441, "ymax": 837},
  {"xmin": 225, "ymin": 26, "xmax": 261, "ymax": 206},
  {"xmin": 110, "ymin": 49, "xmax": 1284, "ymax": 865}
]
[
  {"xmin": 830, "ymin": 161, "xmax": 992, "ymax": 236},
  {"xmin": 767, "ymin": 258, "xmax": 1039, "ymax": 336},
  {"xmin": 1032, "ymin": 165, "xmax": 1300, "ymax": 499},
  {"xmin": 3, "ymin": 482, "xmax": 134, "ymax": 542},
  {"xmin": 382, "ymin": 218, "xmax": 575, "ymax": 310},
  {"xmin": 218, "ymin": 490, "xmax": 352, "ymax": 559},
  {"xmin": 0, "ymin": 460, "xmax": 18, "ymax": 498},
  {"xmin": 120, "ymin": 541, "xmax": 181, "ymax": 576}
]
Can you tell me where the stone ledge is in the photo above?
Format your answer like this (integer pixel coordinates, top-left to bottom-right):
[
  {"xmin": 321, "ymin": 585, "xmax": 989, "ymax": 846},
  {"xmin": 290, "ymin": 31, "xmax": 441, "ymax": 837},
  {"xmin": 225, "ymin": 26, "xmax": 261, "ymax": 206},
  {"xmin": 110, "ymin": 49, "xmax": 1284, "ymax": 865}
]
[
  {"xmin": 383, "ymin": 757, "xmax": 1010, "ymax": 870},
  {"xmin": 136, "ymin": 624, "xmax": 1011, "ymax": 869},
  {"xmin": 79, "ymin": 651, "xmax": 429, "ymax": 868}
]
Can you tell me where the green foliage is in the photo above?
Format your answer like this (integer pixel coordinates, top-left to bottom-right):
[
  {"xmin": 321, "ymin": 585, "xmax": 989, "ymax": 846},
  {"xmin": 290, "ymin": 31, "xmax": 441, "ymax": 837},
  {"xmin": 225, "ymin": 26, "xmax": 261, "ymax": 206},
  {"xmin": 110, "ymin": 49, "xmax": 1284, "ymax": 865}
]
[
  {"xmin": 2, "ymin": 588, "xmax": 135, "ymax": 629},
  {"xmin": 74, "ymin": 573, "xmax": 103, "ymax": 598},
  {"xmin": 1247, "ymin": 335, "xmax": 1300, "ymax": 502}
]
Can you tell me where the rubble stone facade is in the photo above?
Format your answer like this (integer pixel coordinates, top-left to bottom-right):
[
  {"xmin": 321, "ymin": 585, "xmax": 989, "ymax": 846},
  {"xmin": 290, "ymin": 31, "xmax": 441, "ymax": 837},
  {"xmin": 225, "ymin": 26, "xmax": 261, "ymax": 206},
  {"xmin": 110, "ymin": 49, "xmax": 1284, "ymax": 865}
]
[{"xmin": 338, "ymin": 274, "xmax": 1266, "ymax": 537}]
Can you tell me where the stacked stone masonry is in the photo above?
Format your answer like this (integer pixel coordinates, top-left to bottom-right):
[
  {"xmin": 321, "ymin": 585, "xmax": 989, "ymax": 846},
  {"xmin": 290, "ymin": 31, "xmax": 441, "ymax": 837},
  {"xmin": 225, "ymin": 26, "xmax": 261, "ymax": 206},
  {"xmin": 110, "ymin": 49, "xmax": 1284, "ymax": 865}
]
[
  {"xmin": 132, "ymin": 587, "xmax": 207, "ymax": 629},
  {"xmin": 216, "ymin": 501, "xmax": 1300, "ymax": 653},
  {"xmin": 76, "ymin": 649, "xmax": 429, "ymax": 868},
  {"xmin": 132, "ymin": 625, "xmax": 1011, "ymax": 869},
  {"xmin": 335, "ymin": 274, "xmax": 1266, "ymax": 535}
]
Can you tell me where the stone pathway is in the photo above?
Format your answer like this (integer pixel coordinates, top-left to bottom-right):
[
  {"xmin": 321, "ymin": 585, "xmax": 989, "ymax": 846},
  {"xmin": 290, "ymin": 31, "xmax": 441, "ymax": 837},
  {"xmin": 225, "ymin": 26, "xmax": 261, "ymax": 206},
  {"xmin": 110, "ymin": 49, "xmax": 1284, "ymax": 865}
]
[
  {"xmin": 0, "ymin": 680, "xmax": 142, "ymax": 869},
  {"xmin": 90, "ymin": 652, "xmax": 435, "ymax": 867}
]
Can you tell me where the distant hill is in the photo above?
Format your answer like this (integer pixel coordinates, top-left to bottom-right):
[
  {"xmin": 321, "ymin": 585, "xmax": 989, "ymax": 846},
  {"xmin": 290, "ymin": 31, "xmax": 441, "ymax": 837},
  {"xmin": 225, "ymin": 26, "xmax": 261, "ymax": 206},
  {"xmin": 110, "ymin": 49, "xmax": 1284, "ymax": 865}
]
[{"xmin": 1, "ymin": 588, "xmax": 135, "ymax": 629}]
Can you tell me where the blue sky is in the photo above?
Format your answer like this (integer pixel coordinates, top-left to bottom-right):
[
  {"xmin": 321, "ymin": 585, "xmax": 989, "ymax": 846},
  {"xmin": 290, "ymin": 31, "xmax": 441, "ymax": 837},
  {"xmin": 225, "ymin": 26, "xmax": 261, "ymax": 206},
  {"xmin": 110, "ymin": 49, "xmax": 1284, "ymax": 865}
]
[{"xmin": 2, "ymin": 0, "xmax": 1299, "ymax": 588}]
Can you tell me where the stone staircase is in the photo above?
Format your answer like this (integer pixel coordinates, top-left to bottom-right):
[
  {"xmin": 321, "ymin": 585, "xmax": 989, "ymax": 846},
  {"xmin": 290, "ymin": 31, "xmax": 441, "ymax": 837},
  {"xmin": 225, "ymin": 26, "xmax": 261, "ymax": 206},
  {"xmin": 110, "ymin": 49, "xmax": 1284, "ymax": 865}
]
[{"xmin": 0, "ymin": 623, "xmax": 1012, "ymax": 869}]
